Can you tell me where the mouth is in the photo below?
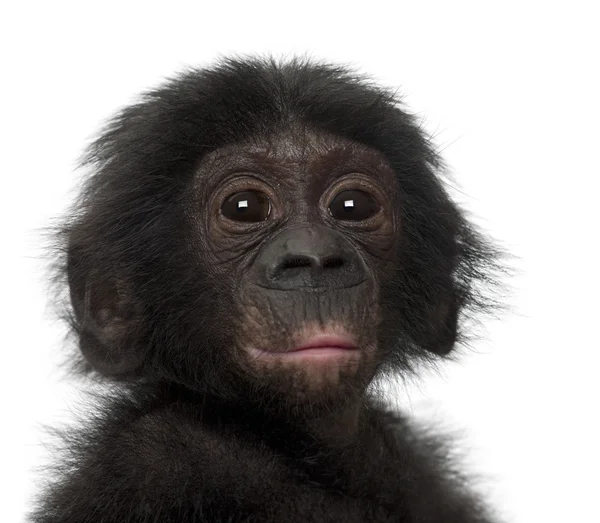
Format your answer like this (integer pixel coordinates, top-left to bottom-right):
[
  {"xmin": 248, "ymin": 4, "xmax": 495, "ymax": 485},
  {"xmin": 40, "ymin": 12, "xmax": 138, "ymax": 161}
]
[{"xmin": 248, "ymin": 334, "xmax": 361, "ymax": 362}]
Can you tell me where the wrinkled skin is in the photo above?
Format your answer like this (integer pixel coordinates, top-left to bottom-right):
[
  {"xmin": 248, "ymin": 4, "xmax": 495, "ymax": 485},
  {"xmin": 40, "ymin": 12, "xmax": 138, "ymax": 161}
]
[{"xmin": 190, "ymin": 131, "xmax": 396, "ymax": 405}]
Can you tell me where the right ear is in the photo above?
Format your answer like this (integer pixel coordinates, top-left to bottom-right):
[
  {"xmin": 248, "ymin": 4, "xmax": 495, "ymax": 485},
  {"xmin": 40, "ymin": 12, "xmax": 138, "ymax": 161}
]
[{"xmin": 67, "ymin": 249, "xmax": 145, "ymax": 376}]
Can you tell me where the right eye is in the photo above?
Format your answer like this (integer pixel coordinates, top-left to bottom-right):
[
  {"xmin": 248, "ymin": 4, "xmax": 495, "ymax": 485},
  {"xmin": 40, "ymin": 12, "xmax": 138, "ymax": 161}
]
[{"xmin": 221, "ymin": 190, "xmax": 272, "ymax": 222}]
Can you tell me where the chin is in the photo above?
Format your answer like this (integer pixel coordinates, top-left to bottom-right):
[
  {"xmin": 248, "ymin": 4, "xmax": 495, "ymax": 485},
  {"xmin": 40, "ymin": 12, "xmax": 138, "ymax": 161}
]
[{"xmin": 243, "ymin": 345, "xmax": 377, "ymax": 409}]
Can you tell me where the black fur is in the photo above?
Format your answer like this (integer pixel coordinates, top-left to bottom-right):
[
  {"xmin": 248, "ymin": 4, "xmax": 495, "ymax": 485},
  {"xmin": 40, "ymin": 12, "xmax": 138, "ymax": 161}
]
[{"xmin": 32, "ymin": 57, "xmax": 503, "ymax": 522}]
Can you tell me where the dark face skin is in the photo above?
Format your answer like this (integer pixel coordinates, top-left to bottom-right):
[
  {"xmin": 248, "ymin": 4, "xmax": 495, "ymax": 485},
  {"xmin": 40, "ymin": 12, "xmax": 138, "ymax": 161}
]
[{"xmin": 189, "ymin": 129, "xmax": 400, "ymax": 405}]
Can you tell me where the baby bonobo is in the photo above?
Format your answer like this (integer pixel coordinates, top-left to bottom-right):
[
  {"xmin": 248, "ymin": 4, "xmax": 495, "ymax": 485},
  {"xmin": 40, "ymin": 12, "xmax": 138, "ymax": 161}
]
[{"xmin": 31, "ymin": 57, "xmax": 502, "ymax": 522}]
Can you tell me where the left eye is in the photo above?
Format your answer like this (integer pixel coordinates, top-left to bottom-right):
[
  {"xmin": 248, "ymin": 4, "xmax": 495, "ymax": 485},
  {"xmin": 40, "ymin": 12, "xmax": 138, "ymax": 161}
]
[
  {"xmin": 329, "ymin": 190, "xmax": 380, "ymax": 221},
  {"xmin": 221, "ymin": 190, "xmax": 272, "ymax": 222}
]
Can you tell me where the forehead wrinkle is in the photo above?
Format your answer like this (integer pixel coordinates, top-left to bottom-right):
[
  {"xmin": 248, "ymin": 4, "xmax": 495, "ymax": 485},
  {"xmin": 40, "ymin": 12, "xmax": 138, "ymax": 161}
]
[
  {"xmin": 195, "ymin": 129, "xmax": 395, "ymax": 193},
  {"xmin": 245, "ymin": 131, "xmax": 387, "ymax": 176},
  {"xmin": 261, "ymin": 130, "xmax": 395, "ymax": 183}
]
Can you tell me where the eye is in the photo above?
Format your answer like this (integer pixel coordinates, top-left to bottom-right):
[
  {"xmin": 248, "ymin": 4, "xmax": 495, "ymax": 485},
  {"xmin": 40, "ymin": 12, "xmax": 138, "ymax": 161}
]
[
  {"xmin": 328, "ymin": 189, "xmax": 380, "ymax": 221},
  {"xmin": 221, "ymin": 190, "xmax": 272, "ymax": 222}
]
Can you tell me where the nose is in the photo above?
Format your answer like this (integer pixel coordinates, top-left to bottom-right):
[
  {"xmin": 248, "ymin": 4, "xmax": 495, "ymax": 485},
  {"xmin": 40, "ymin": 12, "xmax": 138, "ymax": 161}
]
[{"xmin": 254, "ymin": 225, "xmax": 368, "ymax": 290}]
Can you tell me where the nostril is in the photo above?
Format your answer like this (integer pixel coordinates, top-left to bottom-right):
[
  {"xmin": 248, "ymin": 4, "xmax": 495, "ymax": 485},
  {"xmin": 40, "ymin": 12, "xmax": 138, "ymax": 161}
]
[
  {"xmin": 281, "ymin": 257, "xmax": 312, "ymax": 270},
  {"xmin": 323, "ymin": 256, "xmax": 344, "ymax": 270}
]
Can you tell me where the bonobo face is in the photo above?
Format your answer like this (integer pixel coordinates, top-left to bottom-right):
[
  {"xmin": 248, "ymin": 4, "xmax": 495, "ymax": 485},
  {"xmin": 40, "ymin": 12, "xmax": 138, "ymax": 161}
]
[{"xmin": 191, "ymin": 130, "xmax": 399, "ymax": 401}]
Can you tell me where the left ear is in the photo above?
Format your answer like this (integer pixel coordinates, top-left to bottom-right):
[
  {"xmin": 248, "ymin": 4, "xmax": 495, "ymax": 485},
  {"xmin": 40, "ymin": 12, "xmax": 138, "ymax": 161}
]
[{"xmin": 421, "ymin": 295, "xmax": 458, "ymax": 356}]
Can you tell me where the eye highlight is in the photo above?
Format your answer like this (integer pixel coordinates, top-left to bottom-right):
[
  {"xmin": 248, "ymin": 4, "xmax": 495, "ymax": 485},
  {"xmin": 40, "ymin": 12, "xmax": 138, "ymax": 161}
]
[
  {"xmin": 329, "ymin": 189, "xmax": 380, "ymax": 221},
  {"xmin": 221, "ymin": 190, "xmax": 271, "ymax": 222}
]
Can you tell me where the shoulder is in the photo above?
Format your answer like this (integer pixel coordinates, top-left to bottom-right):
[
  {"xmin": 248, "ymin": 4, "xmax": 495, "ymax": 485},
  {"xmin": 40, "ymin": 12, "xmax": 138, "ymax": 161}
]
[
  {"xmin": 31, "ymin": 388, "xmax": 290, "ymax": 522},
  {"xmin": 364, "ymin": 399, "xmax": 498, "ymax": 522}
]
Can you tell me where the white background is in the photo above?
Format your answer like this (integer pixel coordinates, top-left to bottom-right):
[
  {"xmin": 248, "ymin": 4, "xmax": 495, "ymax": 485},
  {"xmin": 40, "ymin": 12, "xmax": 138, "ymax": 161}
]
[{"xmin": 2, "ymin": 1, "xmax": 599, "ymax": 521}]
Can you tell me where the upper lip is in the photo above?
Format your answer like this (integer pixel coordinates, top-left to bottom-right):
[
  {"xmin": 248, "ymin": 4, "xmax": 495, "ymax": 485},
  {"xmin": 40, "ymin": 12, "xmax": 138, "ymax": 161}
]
[
  {"xmin": 290, "ymin": 335, "xmax": 358, "ymax": 351},
  {"xmin": 256, "ymin": 279, "xmax": 368, "ymax": 292}
]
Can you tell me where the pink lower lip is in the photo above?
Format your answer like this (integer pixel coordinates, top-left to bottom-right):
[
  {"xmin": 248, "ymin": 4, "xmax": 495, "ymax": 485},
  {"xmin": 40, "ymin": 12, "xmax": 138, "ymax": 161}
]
[
  {"xmin": 291, "ymin": 336, "xmax": 358, "ymax": 352},
  {"xmin": 248, "ymin": 336, "xmax": 360, "ymax": 360},
  {"xmin": 288, "ymin": 347, "xmax": 358, "ymax": 355}
]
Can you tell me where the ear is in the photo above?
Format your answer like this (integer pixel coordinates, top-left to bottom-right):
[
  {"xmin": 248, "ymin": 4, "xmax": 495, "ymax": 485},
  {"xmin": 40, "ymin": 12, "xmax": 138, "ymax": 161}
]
[
  {"xmin": 68, "ymin": 252, "xmax": 145, "ymax": 376},
  {"xmin": 420, "ymin": 295, "xmax": 458, "ymax": 356}
]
